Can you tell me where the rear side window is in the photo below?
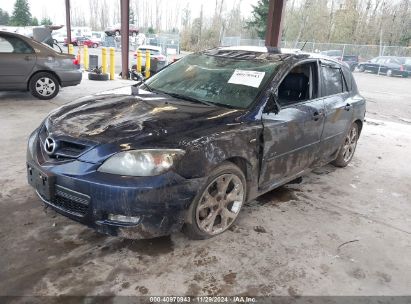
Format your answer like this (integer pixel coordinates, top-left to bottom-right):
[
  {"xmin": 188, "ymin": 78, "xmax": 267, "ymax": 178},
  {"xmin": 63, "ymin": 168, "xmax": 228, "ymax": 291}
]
[
  {"xmin": 321, "ymin": 64, "xmax": 346, "ymax": 96},
  {"xmin": 0, "ymin": 36, "xmax": 33, "ymax": 54}
]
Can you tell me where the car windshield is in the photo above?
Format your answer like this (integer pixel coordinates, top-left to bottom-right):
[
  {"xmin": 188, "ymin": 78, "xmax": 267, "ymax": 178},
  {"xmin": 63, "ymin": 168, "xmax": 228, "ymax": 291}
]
[{"xmin": 145, "ymin": 54, "xmax": 279, "ymax": 109}]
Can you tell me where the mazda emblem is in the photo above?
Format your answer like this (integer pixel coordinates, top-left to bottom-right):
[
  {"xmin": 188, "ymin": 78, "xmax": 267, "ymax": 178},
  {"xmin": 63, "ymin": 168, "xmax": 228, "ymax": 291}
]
[{"xmin": 44, "ymin": 137, "xmax": 57, "ymax": 155}]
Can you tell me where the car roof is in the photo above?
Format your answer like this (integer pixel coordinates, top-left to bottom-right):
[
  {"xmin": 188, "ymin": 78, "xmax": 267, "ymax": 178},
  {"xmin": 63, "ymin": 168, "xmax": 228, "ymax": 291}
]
[{"xmin": 205, "ymin": 46, "xmax": 343, "ymax": 65}]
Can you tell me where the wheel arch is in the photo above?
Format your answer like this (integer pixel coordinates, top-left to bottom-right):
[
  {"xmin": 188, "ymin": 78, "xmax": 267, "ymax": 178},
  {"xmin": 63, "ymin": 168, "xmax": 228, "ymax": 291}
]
[
  {"xmin": 225, "ymin": 156, "xmax": 254, "ymax": 201},
  {"xmin": 354, "ymin": 119, "xmax": 363, "ymax": 136}
]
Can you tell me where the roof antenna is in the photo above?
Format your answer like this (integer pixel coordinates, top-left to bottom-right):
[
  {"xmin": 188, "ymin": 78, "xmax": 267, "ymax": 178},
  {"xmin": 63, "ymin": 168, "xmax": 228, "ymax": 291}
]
[{"xmin": 300, "ymin": 41, "xmax": 308, "ymax": 51}]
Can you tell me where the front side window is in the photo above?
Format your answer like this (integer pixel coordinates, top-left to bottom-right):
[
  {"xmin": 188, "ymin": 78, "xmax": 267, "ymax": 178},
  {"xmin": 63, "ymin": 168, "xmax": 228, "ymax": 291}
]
[
  {"xmin": 145, "ymin": 54, "xmax": 280, "ymax": 108},
  {"xmin": 277, "ymin": 62, "xmax": 319, "ymax": 106},
  {"xmin": 321, "ymin": 64, "xmax": 346, "ymax": 96}
]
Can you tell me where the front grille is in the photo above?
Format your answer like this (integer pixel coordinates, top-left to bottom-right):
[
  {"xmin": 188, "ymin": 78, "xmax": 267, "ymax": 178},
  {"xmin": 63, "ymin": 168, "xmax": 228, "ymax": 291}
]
[
  {"xmin": 37, "ymin": 125, "xmax": 94, "ymax": 162},
  {"xmin": 50, "ymin": 185, "xmax": 90, "ymax": 217}
]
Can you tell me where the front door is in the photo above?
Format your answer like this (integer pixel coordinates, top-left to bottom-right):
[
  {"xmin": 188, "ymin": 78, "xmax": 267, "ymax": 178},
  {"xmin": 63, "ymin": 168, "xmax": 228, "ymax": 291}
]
[
  {"xmin": 259, "ymin": 61, "xmax": 325, "ymax": 189},
  {"xmin": 0, "ymin": 34, "xmax": 36, "ymax": 90}
]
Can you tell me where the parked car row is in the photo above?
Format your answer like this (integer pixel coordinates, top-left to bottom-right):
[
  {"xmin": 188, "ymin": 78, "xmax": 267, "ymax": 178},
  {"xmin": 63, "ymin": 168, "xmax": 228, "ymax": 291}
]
[
  {"xmin": 320, "ymin": 50, "xmax": 410, "ymax": 78},
  {"xmin": 357, "ymin": 56, "xmax": 410, "ymax": 77}
]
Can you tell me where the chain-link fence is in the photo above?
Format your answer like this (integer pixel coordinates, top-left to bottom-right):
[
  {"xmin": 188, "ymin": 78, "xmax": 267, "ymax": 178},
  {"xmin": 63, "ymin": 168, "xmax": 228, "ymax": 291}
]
[{"xmin": 221, "ymin": 36, "xmax": 411, "ymax": 59}]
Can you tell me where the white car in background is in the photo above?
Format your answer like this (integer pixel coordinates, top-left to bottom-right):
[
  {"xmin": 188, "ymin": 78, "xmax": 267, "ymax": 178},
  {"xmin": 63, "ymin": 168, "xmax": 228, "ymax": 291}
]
[
  {"xmin": 132, "ymin": 45, "xmax": 168, "ymax": 73},
  {"xmin": 52, "ymin": 33, "xmax": 67, "ymax": 43},
  {"xmin": 91, "ymin": 31, "xmax": 106, "ymax": 43}
]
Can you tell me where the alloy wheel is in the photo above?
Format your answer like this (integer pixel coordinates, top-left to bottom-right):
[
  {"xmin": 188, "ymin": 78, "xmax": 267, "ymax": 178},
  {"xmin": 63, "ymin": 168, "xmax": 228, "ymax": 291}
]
[
  {"xmin": 342, "ymin": 125, "xmax": 358, "ymax": 163},
  {"xmin": 35, "ymin": 77, "xmax": 56, "ymax": 97},
  {"xmin": 196, "ymin": 173, "xmax": 244, "ymax": 235}
]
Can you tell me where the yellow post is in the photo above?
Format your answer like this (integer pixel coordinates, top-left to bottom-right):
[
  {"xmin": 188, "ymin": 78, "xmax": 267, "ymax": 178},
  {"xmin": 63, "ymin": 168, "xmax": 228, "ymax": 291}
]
[
  {"xmin": 145, "ymin": 49, "xmax": 151, "ymax": 78},
  {"xmin": 68, "ymin": 44, "xmax": 74, "ymax": 55},
  {"xmin": 102, "ymin": 48, "xmax": 107, "ymax": 74},
  {"xmin": 137, "ymin": 50, "xmax": 142, "ymax": 73},
  {"xmin": 109, "ymin": 47, "xmax": 115, "ymax": 80},
  {"xmin": 83, "ymin": 45, "xmax": 89, "ymax": 70}
]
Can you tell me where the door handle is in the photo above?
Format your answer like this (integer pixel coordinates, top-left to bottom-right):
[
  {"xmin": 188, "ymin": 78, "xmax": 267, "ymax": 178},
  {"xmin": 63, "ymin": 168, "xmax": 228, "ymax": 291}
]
[
  {"xmin": 344, "ymin": 103, "xmax": 352, "ymax": 111},
  {"xmin": 312, "ymin": 111, "xmax": 323, "ymax": 121}
]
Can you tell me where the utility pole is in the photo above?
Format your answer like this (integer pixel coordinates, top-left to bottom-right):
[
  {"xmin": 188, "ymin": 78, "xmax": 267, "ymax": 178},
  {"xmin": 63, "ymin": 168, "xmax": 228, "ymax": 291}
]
[
  {"xmin": 265, "ymin": 0, "xmax": 286, "ymax": 48},
  {"xmin": 65, "ymin": 0, "xmax": 72, "ymax": 48}
]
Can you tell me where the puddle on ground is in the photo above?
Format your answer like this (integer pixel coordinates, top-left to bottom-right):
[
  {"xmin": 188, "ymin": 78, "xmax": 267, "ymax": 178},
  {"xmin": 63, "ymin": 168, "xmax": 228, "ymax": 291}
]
[{"xmin": 253, "ymin": 186, "xmax": 301, "ymax": 206}]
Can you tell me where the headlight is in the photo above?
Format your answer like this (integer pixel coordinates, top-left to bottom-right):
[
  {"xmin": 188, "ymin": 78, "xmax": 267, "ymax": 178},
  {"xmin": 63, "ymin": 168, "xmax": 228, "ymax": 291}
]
[{"xmin": 97, "ymin": 149, "xmax": 185, "ymax": 176}]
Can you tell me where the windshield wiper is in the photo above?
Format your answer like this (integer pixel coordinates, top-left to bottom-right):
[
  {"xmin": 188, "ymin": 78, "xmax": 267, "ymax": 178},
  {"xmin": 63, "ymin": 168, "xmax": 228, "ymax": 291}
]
[{"xmin": 157, "ymin": 91, "xmax": 215, "ymax": 107}]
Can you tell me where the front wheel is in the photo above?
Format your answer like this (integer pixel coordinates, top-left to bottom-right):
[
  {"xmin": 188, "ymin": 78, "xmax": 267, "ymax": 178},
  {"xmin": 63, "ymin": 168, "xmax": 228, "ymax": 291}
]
[
  {"xmin": 386, "ymin": 69, "xmax": 393, "ymax": 77},
  {"xmin": 29, "ymin": 72, "xmax": 59, "ymax": 100},
  {"xmin": 184, "ymin": 162, "xmax": 246, "ymax": 239},
  {"xmin": 332, "ymin": 123, "xmax": 359, "ymax": 167},
  {"xmin": 357, "ymin": 65, "xmax": 365, "ymax": 72}
]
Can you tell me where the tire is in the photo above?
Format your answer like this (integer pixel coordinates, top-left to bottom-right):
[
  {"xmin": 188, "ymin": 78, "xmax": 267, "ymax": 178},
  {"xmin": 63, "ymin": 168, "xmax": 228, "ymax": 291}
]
[
  {"xmin": 115, "ymin": 30, "xmax": 120, "ymax": 36},
  {"xmin": 183, "ymin": 162, "xmax": 246, "ymax": 240},
  {"xmin": 357, "ymin": 65, "xmax": 365, "ymax": 72},
  {"xmin": 332, "ymin": 123, "xmax": 359, "ymax": 167},
  {"xmin": 386, "ymin": 69, "xmax": 393, "ymax": 77},
  {"xmin": 88, "ymin": 72, "xmax": 109, "ymax": 81},
  {"xmin": 29, "ymin": 72, "xmax": 60, "ymax": 100},
  {"xmin": 93, "ymin": 43, "xmax": 98, "ymax": 48}
]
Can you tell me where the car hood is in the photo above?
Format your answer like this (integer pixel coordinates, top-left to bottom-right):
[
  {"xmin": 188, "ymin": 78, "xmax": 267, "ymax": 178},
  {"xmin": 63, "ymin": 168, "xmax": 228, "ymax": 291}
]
[{"xmin": 45, "ymin": 86, "xmax": 243, "ymax": 145}]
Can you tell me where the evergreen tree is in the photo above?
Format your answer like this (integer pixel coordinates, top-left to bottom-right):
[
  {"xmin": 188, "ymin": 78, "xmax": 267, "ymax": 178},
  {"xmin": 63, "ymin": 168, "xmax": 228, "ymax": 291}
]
[
  {"xmin": 31, "ymin": 17, "xmax": 39, "ymax": 26},
  {"xmin": 10, "ymin": 0, "xmax": 32, "ymax": 26},
  {"xmin": 40, "ymin": 17, "xmax": 52, "ymax": 26},
  {"xmin": 246, "ymin": 0, "xmax": 269, "ymax": 39},
  {"xmin": 0, "ymin": 9, "xmax": 10, "ymax": 25}
]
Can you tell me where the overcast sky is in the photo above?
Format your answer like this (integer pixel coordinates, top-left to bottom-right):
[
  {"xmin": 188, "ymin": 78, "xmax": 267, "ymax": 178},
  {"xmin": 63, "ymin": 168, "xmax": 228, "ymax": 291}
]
[{"xmin": 0, "ymin": 0, "xmax": 256, "ymax": 26}]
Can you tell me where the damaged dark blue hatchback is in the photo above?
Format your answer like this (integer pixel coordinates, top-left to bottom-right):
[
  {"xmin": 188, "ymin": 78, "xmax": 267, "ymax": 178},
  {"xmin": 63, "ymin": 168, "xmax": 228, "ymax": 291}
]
[{"xmin": 27, "ymin": 46, "xmax": 366, "ymax": 239}]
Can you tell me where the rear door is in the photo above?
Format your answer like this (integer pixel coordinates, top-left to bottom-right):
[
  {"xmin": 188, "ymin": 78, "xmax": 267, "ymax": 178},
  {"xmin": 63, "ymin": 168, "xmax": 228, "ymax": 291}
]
[
  {"xmin": 0, "ymin": 34, "xmax": 36, "ymax": 90},
  {"xmin": 259, "ymin": 60, "xmax": 325, "ymax": 189},
  {"xmin": 318, "ymin": 60, "xmax": 354, "ymax": 163}
]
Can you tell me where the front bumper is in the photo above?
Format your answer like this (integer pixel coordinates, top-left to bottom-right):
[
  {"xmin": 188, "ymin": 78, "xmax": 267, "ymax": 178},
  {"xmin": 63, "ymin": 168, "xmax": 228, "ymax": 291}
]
[{"xmin": 27, "ymin": 135, "xmax": 204, "ymax": 239}]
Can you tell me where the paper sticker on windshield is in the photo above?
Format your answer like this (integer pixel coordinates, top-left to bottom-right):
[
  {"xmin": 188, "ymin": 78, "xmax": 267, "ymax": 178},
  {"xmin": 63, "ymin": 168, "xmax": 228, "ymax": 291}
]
[{"xmin": 228, "ymin": 69, "xmax": 265, "ymax": 88}]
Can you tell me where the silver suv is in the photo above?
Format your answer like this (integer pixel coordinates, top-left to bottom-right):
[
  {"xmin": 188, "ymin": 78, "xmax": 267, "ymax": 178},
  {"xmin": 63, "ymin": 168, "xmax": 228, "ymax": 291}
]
[{"xmin": 0, "ymin": 31, "xmax": 82, "ymax": 100}]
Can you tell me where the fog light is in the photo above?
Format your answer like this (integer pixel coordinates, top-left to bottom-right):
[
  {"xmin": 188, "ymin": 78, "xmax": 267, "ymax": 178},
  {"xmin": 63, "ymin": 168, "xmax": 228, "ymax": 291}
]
[{"xmin": 108, "ymin": 214, "xmax": 140, "ymax": 224}]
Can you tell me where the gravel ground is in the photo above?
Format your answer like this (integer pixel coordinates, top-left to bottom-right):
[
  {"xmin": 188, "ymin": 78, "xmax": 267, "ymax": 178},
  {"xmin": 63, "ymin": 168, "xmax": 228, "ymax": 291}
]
[{"xmin": 0, "ymin": 72, "xmax": 410, "ymax": 298}]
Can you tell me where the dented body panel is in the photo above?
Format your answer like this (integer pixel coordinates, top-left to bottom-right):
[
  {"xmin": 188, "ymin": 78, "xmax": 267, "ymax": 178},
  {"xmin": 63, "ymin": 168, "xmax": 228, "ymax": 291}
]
[{"xmin": 27, "ymin": 47, "xmax": 366, "ymax": 239}]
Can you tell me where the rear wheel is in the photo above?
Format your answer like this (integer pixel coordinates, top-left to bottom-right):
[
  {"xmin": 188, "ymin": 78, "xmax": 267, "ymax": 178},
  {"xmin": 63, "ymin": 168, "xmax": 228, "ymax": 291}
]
[
  {"xmin": 93, "ymin": 43, "xmax": 98, "ymax": 48},
  {"xmin": 357, "ymin": 65, "xmax": 365, "ymax": 72},
  {"xmin": 332, "ymin": 123, "xmax": 359, "ymax": 167},
  {"xmin": 115, "ymin": 30, "xmax": 120, "ymax": 36},
  {"xmin": 29, "ymin": 72, "xmax": 59, "ymax": 100},
  {"xmin": 184, "ymin": 162, "xmax": 246, "ymax": 239},
  {"xmin": 386, "ymin": 69, "xmax": 393, "ymax": 77}
]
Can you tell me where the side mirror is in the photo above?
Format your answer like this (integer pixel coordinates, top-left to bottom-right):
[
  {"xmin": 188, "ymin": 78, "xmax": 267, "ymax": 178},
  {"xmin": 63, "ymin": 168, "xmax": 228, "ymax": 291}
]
[{"xmin": 264, "ymin": 92, "xmax": 281, "ymax": 114}]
